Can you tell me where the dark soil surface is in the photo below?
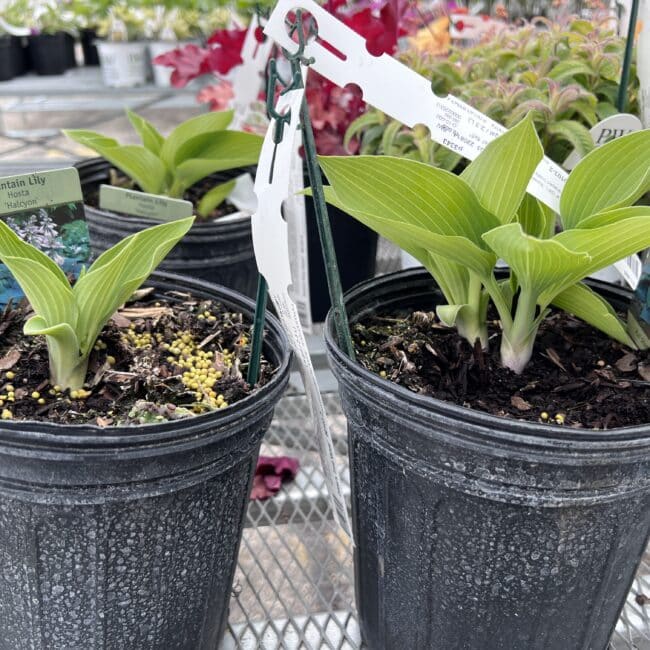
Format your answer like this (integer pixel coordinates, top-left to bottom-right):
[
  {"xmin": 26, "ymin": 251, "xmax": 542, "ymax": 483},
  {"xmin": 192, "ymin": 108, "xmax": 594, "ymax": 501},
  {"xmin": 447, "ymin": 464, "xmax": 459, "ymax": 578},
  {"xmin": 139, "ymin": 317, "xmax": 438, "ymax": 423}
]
[
  {"xmin": 0, "ymin": 290, "xmax": 275, "ymax": 426},
  {"xmin": 85, "ymin": 168, "xmax": 241, "ymax": 222},
  {"xmin": 353, "ymin": 309, "xmax": 650, "ymax": 429}
]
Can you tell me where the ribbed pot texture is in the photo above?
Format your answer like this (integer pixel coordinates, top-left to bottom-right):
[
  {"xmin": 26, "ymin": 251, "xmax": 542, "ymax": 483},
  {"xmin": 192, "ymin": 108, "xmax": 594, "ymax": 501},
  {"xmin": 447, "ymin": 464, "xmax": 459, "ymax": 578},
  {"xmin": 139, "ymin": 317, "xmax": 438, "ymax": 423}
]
[
  {"xmin": 0, "ymin": 272, "xmax": 290, "ymax": 650},
  {"xmin": 76, "ymin": 158, "xmax": 259, "ymax": 298},
  {"xmin": 325, "ymin": 268, "xmax": 650, "ymax": 650}
]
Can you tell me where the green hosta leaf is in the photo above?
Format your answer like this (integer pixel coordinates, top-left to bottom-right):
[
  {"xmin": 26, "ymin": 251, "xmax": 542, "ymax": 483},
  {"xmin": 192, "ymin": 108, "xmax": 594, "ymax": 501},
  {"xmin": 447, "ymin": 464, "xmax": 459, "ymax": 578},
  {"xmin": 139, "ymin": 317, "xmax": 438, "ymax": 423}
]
[
  {"xmin": 318, "ymin": 155, "xmax": 499, "ymax": 246},
  {"xmin": 24, "ymin": 317, "xmax": 85, "ymax": 387},
  {"xmin": 547, "ymin": 120, "xmax": 594, "ymax": 158},
  {"xmin": 460, "ymin": 115, "xmax": 544, "ymax": 223},
  {"xmin": 482, "ymin": 223, "xmax": 591, "ymax": 307},
  {"xmin": 555, "ymin": 216, "xmax": 650, "ymax": 284},
  {"xmin": 63, "ymin": 129, "xmax": 120, "ymax": 151},
  {"xmin": 73, "ymin": 217, "xmax": 194, "ymax": 354},
  {"xmin": 517, "ymin": 193, "xmax": 556, "ymax": 238},
  {"xmin": 321, "ymin": 186, "xmax": 471, "ymax": 305},
  {"xmin": 160, "ymin": 110, "xmax": 234, "ymax": 166},
  {"xmin": 127, "ymin": 109, "xmax": 164, "ymax": 155},
  {"xmin": 381, "ymin": 120, "xmax": 404, "ymax": 156},
  {"xmin": 64, "ymin": 128, "xmax": 168, "ymax": 195},
  {"xmin": 197, "ymin": 179, "xmax": 237, "ymax": 218},
  {"xmin": 560, "ymin": 129, "xmax": 650, "ymax": 229},
  {"xmin": 174, "ymin": 131, "xmax": 263, "ymax": 192},
  {"xmin": 551, "ymin": 282, "xmax": 635, "ymax": 348},
  {"xmin": 578, "ymin": 206, "xmax": 650, "ymax": 229},
  {"xmin": 343, "ymin": 111, "xmax": 384, "ymax": 151}
]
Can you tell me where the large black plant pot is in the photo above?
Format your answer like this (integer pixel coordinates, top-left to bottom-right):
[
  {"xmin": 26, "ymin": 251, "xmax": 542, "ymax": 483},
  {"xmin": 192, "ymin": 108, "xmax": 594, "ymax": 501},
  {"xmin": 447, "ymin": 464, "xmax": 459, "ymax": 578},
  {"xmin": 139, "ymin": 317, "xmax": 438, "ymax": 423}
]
[
  {"xmin": 76, "ymin": 158, "xmax": 259, "ymax": 299},
  {"xmin": 0, "ymin": 272, "xmax": 290, "ymax": 650},
  {"xmin": 325, "ymin": 268, "xmax": 650, "ymax": 650}
]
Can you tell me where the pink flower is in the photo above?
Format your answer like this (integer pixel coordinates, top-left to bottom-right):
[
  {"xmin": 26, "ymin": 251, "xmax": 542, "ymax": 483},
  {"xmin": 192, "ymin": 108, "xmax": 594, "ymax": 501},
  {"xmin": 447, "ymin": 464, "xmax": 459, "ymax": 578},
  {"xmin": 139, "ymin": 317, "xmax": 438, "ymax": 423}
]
[
  {"xmin": 206, "ymin": 27, "xmax": 247, "ymax": 74},
  {"xmin": 153, "ymin": 44, "xmax": 210, "ymax": 88},
  {"xmin": 196, "ymin": 81, "xmax": 235, "ymax": 111}
]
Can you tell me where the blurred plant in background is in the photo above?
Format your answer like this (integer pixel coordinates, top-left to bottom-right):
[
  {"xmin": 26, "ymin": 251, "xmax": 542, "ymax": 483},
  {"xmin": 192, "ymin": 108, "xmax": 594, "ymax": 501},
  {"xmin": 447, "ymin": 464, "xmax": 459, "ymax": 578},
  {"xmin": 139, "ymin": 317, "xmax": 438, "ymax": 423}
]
[{"xmin": 348, "ymin": 17, "xmax": 639, "ymax": 167}]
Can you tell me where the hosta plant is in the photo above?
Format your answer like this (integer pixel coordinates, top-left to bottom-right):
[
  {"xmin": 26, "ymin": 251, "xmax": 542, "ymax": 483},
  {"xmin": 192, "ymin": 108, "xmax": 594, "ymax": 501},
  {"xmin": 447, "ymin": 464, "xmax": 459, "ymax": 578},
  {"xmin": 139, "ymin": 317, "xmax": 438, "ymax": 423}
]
[
  {"xmin": 319, "ymin": 119, "xmax": 650, "ymax": 374},
  {"xmin": 0, "ymin": 216, "xmax": 193, "ymax": 390},
  {"xmin": 64, "ymin": 109, "xmax": 262, "ymax": 218}
]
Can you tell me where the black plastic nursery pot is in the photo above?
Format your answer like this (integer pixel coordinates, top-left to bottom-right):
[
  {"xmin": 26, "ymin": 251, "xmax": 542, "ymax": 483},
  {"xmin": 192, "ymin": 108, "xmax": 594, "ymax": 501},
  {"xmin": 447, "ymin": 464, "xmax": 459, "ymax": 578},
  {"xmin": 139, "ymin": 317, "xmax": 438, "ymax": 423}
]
[
  {"xmin": 76, "ymin": 158, "xmax": 259, "ymax": 299},
  {"xmin": 64, "ymin": 32, "xmax": 77, "ymax": 68},
  {"xmin": 80, "ymin": 28, "xmax": 100, "ymax": 65},
  {"xmin": 0, "ymin": 272, "xmax": 290, "ymax": 650},
  {"xmin": 0, "ymin": 36, "xmax": 15, "ymax": 81},
  {"xmin": 304, "ymin": 172, "xmax": 378, "ymax": 322},
  {"xmin": 28, "ymin": 32, "xmax": 68, "ymax": 76},
  {"xmin": 325, "ymin": 268, "xmax": 650, "ymax": 650}
]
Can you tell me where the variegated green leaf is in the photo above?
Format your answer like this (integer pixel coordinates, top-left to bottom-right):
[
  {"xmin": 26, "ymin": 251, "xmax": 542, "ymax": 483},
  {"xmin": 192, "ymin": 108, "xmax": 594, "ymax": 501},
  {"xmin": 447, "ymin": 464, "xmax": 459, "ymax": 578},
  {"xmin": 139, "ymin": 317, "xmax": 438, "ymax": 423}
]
[
  {"xmin": 560, "ymin": 129, "xmax": 650, "ymax": 229},
  {"xmin": 460, "ymin": 115, "xmax": 544, "ymax": 223}
]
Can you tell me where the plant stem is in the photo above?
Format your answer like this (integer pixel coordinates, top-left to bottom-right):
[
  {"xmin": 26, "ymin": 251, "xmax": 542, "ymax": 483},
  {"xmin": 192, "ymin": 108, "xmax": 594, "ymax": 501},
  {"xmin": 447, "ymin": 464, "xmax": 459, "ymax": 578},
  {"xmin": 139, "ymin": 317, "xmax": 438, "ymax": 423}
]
[
  {"xmin": 53, "ymin": 356, "xmax": 89, "ymax": 391},
  {"xmin": 456, "ymin": 273, "xmax": 488, "ymax": 348},
  {"xmin": 500, "ymin": 287, "xmax": 538, "ymax": 374}
]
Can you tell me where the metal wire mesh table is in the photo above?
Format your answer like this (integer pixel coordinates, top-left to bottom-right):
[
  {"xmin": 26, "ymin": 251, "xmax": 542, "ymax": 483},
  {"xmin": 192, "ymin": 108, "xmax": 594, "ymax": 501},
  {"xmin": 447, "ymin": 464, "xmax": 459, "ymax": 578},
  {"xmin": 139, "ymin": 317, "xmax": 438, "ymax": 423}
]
[{"xmin": 222, "ymin": 392, "xmax": 650, "ymax": 650}]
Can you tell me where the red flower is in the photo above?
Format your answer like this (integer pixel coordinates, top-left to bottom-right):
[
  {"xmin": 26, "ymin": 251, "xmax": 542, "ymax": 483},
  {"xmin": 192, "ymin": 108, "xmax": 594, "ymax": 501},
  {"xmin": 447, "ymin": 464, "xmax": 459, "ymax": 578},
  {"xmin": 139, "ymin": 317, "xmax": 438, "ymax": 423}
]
[
  {"xmin": 206, "ymin": 27, "xmax": 247, "ymax": 74},
  {"xmin": 250, "ymin": 456, "xmax": 300, "ymax": 500},
  {"xmin": 153, "ymin": 44, "xmax": 210, "ymax": 88}
]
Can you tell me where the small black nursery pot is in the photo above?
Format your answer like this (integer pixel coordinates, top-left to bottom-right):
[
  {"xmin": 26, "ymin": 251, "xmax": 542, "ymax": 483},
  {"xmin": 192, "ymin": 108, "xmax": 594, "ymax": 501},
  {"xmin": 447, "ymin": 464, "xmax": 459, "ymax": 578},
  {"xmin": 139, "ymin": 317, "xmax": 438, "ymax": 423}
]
[
  {"xmin": 28, "ymin": 32, "xmax": 68, "ymax": 76},
  {"xmin": 76, "ymin": 158, "xmax": 259, "ymax": 299},
  {"xmin": 326, "ymin": 268, "xmax": 650, "ymax": 650},
  {"xmin": 0, "ymin": 272, "xmax": 290, "ymax": 650}
]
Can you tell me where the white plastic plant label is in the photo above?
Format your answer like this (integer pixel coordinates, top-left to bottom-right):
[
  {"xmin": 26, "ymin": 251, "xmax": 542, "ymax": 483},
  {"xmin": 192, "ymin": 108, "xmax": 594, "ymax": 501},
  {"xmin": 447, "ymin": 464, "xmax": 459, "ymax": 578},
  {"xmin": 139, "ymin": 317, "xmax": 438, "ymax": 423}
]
[
  {"xmin": 285, "ymin": 134, "xmax": 314, "ymax": 333},
  {"xmin": 230, "ymin": 15, "xmax": 275, "ymax": 130},
  {"xmin": 251, "ymin": 80, "xmax": 352, "ymax": 539}
]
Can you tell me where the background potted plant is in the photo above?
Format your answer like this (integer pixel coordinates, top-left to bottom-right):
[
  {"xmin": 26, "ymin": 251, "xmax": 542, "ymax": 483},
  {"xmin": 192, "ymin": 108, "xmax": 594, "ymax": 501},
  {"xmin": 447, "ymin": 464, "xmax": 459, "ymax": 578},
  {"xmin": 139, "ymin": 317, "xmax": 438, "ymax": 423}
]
[
  {"xmin": 0, "ymin": 0, "xmax": 31, "ymax": 80},
  {"xmin": 0, "ymin": 215, "xmax": 290, "ymax": 648},
  {"xmin": 96, "ymin": 0, "xmax": 150, "ymax": 87},
  {"xmin": 320, "ymin": 123, "xmax": 650, "ymax": 647},
  {"xmin": 26, "ymin": 0, "xmax": 77, "ymax": 76},
  {"xmin": 68, "ymin": 0, "xmax": 113, "ymax": 66},
  {"xmin": 65, "ymin": 109, "xmax": 264, "ymax": 297}
]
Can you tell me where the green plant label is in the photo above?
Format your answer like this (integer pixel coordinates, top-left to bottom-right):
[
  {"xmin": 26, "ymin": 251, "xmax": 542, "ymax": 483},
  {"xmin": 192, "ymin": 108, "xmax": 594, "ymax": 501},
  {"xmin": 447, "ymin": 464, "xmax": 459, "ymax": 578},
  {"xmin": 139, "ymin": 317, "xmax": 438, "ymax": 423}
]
[
  {"xmin": 0, "ymin": 167, "xmax": 90, "ymax": 307},
  {"xmin": 99, "ymin": 185, "xmax": 194, "ymax": 222}
]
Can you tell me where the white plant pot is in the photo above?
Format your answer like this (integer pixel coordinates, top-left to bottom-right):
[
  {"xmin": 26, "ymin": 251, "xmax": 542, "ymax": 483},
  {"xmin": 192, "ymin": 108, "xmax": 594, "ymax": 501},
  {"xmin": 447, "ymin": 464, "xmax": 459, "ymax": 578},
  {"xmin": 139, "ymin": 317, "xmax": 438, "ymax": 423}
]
[
  {"xmin": 149, "ymin": 40, "xmax": 200, "ymax": 88},
  {"xmin": 97, "ymin": 41, "xmax": 149, "ymax": 88}
]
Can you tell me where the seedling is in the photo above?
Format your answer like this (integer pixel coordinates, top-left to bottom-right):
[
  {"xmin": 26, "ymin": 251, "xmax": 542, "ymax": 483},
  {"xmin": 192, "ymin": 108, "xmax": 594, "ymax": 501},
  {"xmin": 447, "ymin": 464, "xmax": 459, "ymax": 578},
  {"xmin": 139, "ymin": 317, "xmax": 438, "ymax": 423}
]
[
  {"xmin": 319, "ymin": 120, "xmax": 650, "ymax": 373},
  {"xmin": 0, "ymin": 217, "xmax": 193, "ymax": 389},
  {"xmin": 64, "ymin": 110, "xmax": 262, "ymax": 218}
]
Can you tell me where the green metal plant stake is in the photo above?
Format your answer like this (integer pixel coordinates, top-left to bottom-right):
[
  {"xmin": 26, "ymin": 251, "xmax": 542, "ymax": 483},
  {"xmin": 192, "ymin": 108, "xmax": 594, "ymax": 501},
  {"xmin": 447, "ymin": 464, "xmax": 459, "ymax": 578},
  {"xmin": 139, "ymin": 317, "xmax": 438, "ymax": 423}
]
[{"xmin": 248, "ymin": 10, "xmax": 355, "ymax": 385}]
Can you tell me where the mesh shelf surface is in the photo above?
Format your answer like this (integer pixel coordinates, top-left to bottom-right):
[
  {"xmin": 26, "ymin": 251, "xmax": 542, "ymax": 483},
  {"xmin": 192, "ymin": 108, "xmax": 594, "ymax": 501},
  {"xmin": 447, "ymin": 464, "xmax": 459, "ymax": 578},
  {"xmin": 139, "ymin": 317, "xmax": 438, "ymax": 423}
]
[{"xmin": 223, "ymin": 393, "xmax": 649, "ymax": 650}]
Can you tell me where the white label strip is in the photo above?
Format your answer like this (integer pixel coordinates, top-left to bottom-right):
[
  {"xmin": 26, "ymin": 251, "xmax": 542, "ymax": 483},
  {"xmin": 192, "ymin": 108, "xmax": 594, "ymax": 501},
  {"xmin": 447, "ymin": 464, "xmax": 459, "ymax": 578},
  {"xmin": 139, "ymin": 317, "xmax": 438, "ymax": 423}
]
[
  {"xmin": 230, "ymin": 15, "xmax": 275, "ymax": 131},
  {"xmin": 251, "ymin": 81, "xmax": 352, "ymax": 539},
  {"xmin": 264, "ymin": 0, "xmax": 568, "ymax": 212}
]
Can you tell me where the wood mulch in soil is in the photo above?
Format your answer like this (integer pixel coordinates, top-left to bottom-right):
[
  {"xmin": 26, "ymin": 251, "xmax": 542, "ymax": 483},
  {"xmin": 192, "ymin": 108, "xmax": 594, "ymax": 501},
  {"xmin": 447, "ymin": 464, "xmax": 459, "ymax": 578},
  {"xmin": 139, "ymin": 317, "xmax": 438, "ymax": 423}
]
[
  {"xmin": 353, "ymin": 309, "xmax": 650, "ymax": 429},
  {"xmin": 0, "ymin": 289, "xmax": 275, "ymax": 426}
]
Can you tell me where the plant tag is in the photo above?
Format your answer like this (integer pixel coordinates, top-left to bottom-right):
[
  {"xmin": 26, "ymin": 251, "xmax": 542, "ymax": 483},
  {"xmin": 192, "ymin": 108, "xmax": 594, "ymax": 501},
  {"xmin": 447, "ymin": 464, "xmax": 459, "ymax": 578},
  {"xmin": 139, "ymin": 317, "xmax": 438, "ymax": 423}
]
[
  {"xmin": 99, "ymin": 185, "xmax": 193, "ymax": 221},
  {"xmin": 228, "ymin": 173, "xmax": 257, "ymax": 213},
  {"xmin": 614, "ymin": 255, "xmax": 643, "ymax": 291},
  {"xmin": 0, "ymin": 167, "xmax": 89, "ymax": 305},
  {"xmin": 230, "ymin": 15, "xmax": 275, "ymax": 130},
  {"xmin": 285, "ymin": 132, "xmax": 313, "ymax": 333},
  {"xmin": 252, "ymin": 81, "xmax": 352, "ymax": 539},
  {"xmin": 563, "ymin": 114, "xmax": 644, "ymax": 170},
  {"xmin": 264, "ymin": 0, "xmax": 568, "ymax": 212}
]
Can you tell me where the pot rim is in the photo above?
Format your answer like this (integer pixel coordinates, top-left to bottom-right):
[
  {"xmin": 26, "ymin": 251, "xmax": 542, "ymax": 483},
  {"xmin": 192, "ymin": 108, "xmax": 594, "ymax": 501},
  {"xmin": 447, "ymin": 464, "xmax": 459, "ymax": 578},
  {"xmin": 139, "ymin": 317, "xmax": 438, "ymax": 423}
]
[
  {"xmin": 325, "ymin": 268, "xmax": 650, "ymax": 447},
  {"xmin": 0, "ymin": 271, "xmax": 290, "ymax": 445}
]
